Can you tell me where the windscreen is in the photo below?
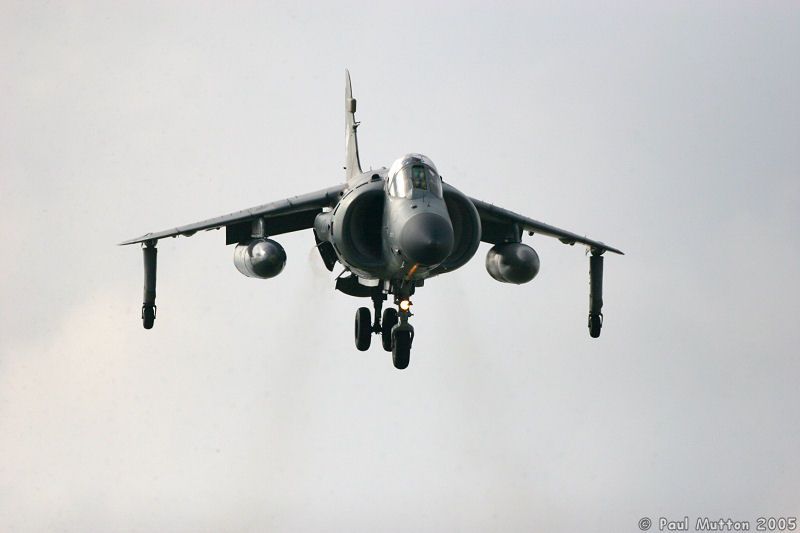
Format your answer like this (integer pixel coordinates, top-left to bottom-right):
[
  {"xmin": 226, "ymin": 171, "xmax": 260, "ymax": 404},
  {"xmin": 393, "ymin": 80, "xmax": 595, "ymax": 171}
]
[{"xmin": 389, "ymin": 164, "xmax": 442, "ymax": 199}]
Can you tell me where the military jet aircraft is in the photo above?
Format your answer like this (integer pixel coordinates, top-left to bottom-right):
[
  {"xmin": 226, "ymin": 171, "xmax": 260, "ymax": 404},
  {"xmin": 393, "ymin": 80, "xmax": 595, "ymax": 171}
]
[{"xmin": 121, "ymin": 71, "xmax": 623, "ymax": 369}]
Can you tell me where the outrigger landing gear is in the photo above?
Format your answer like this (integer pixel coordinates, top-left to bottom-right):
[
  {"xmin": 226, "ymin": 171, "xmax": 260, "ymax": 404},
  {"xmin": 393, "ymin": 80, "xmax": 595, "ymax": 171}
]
[
  {"xmin": 142, "ymin": 240, "xmax": 157, "ymax": 329},
  {"xmin": 588, "ymin": 249, "xmax": 604, "ymax": 338}
]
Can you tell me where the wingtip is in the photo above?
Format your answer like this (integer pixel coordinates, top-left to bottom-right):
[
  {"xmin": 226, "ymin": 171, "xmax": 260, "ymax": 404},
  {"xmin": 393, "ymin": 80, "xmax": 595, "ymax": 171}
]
[
  {"xmin": 590, "ymin": 242, "xmax": 624, "ymax": 256},
  {"xmin": 117, "ymin": 233, "xmax": 155, "ymax": 246}
]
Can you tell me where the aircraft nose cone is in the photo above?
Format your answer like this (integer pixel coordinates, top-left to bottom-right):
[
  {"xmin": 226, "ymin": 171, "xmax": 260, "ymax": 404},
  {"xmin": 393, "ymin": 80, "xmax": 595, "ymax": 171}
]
[{"xmin": 401, "ymin": 212, "xmax": 454, "ymax": 266}]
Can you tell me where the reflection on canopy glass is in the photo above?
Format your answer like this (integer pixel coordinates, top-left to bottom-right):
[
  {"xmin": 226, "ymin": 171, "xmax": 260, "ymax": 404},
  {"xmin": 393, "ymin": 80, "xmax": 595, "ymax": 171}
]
[{"xmin": 389, "ymin": 164, "xmax": 442, "ymax": 198}]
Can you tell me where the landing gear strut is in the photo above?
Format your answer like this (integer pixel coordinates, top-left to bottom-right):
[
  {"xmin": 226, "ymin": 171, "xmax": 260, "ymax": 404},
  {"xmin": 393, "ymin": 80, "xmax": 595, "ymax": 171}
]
[
  {"xmin": 142, "ymin": 240, "xmax": 157, "ymax": 329},
  {"xmin": 371, "ymin": 293, "xmax": 384, "ymax": 334},
  {"xmin": 354, "ymin": 293, "xmax": 388, "ymax": 351},
  {"xmin": 588, "ymin": 249, "xmax": 604, "ymax": 338}
]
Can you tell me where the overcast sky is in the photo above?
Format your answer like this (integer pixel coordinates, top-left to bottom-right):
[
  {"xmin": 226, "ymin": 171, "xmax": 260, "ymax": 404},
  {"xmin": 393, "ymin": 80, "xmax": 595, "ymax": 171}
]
[{"xmin": 1, "ymin": 1, "xmax": 798, "ymax": 531}]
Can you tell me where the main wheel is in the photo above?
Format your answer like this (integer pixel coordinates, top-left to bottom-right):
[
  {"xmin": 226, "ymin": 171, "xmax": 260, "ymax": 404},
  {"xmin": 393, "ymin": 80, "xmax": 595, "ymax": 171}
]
[
  {"xmin": 392, "ymin": 330, "xmax": 412, "ymax": 369},
  {"xmin": 355, "ymin": 307, "xmax": 372, "ymax": 351},
  {"xmin": 381, "ymin": 308, "xmax": 398, "ymax": 351}
]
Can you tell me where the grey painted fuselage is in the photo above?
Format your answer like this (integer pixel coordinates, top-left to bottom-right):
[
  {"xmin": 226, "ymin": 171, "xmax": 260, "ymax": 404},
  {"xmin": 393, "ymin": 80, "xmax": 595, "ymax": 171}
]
[{"xmin": 321, "ymin": 168, "xmax": 455, "ymax": 283}]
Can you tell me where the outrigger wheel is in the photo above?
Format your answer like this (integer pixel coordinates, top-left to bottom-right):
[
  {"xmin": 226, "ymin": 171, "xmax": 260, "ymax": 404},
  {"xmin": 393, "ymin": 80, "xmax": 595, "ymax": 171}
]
[
  {"xmin": 354, "ymin": 307, "xmax": 372, "ymax": 351},
  {"xmin": 588, "ymin": 313, "xmax": 602, "ymax": 338},
  {"xmin": 381, "ymin": 308, "xmax": 398, "ymax": 351},
  {"xmin": 142, "ymin": 304, "xmax": 156, "ymax": 330}
]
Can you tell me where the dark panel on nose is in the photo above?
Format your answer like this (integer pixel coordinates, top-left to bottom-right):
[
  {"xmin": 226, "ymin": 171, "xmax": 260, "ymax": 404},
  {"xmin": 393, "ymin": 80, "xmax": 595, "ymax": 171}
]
[{"xmin": 401, "ymin": 212, "xmax": 454, "ymax": 266}]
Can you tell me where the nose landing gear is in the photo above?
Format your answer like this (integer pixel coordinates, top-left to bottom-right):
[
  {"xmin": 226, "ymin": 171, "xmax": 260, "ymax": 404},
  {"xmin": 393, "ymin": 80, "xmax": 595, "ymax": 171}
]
[
  {"xmin": 352, "ymin": 289, "xmax": 414, "ymax": 369},
  {"xmin": 390, "ymin": 304, "xmax": 414, "ymax": 370}
]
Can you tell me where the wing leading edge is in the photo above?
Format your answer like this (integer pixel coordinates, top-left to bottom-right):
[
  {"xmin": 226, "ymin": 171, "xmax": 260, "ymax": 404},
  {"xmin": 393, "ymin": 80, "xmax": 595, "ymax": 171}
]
[
  {"xmin": 469, "ymin": 196, "xmax": 624, "ymax": 255},
  {"xmin": 119, "ymin": 184, "xmax": 345, "ymax": 246}
]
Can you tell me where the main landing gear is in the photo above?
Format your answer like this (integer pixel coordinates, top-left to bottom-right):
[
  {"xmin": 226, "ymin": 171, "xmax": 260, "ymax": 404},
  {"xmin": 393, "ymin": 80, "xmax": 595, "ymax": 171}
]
[
  {"xmin": 381, "ymin": 308, "xmax": 397, "ymax": 351},
  {"xmin": 353, "ymin": 291, "xmax": 414, "ymax": 369}
]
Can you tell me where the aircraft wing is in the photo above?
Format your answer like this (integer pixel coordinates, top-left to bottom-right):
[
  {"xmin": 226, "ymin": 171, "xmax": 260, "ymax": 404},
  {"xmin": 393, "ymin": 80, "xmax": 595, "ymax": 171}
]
[
  {"xmin": 469, "ymin": 196, "xmax": 624, "ymax": 255},
  {"xmin": 119, "ymin": 184, "xmax": 346, "ymax": 246}
]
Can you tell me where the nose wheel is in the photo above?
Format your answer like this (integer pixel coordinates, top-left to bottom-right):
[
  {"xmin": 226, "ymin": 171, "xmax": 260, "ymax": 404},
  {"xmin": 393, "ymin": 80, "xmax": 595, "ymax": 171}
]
[
  {"xmin": 142, "ymin": 304, "xmax": 156, "ymax": 329},
  {"xmin": 391, "ymin": 327, "xmax": 413, "ymax": 369}
]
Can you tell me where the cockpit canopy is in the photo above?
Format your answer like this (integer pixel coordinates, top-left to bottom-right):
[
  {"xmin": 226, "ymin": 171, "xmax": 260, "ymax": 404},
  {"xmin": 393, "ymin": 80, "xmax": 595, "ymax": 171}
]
[{"xmin": 387, "ymin": 154, "xmax": 443, "ymax": 199}]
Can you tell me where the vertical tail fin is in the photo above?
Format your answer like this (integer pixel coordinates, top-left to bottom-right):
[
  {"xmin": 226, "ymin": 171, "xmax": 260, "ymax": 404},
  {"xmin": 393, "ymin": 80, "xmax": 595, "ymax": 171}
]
[{"xmin": 344, "ymin": 69, "xmax": 362, "ymax": 182}]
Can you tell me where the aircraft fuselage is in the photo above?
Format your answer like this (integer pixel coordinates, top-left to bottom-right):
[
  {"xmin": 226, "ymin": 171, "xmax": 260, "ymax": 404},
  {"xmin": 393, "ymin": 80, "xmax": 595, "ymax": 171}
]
[{"xmin": 313, "ymin": 155, "xmax": 479, "ymax": 296}]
